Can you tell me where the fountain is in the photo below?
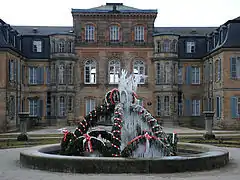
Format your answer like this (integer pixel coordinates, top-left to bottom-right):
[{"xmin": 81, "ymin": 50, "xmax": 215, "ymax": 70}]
[{"xmin": 20, "ymin": 70, "xmax": 229, "ymax": 173}]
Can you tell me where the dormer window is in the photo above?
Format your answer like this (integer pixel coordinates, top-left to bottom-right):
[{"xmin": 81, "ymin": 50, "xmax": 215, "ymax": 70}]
[
  {"xmin": 186, "ymin": 41, "xmax": 196, "ymax": 53},
  {"xmin": 109, "ymin": 25, "xmax": 120, "ymax": 42},
  {"xmin": 32, "ymin": 40, "xmax": 42, "ymax": 53},
  {"xmin": 134, "ymin": 25, "xmax": 145, "ymax": 42}
]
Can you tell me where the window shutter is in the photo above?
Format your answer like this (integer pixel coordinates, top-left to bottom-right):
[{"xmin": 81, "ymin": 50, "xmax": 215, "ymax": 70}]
[
  {"xmin": 185, "ymin": 99, "xmax": 191, "ymax": 116},
  {"xmin": 185, "ymin": 66, "xmax": 192, "ymax": 84},
  {"xmin": 231, "ymin": 96, "xmax": 237, "ymax": 118},
  {"xmin": 38, "ymin": 99, "xmax": 43, "ymax": 117}
]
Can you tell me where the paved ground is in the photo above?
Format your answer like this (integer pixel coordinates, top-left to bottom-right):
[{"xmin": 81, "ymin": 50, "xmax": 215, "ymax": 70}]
[{"xmin": 0, "ymin": 147, "xmax": 239, "ymax": 180}]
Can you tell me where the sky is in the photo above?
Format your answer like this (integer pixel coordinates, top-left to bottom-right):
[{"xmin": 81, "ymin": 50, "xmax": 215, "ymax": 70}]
[{"xmin": 0, "ymin": 0, "xmax": 239, "ymax": 27}]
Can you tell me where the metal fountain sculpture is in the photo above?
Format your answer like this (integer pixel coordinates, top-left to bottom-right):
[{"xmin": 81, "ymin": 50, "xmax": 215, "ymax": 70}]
[{"xmin": 60, "ymin": 70, "xmax": 178, "ymax": 157}]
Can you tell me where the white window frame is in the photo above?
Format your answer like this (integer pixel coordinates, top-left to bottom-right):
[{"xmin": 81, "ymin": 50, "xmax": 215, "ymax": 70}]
[
  {"xmin": 192, "ymin": 66, "xmax": 200, "ymax": 84},
  {"xmin": 59, "ymin": 96, "xmax": 65, "ymax": 117},
  {"xmin": 231, "ymin": 56, "xmax": 240, "ymax": 79},
  {"xmin": 133, "ymin": 60, "xmax": 145, "ymax": 84},
  {"xmin": 28, "ymin": 66, "xmax": 37, "ymax": 84},
  {"xmin": 192, "ymin": 99, "xmax": 200, "ymax": 116},
  {"xmin": 109, "ymin": 25, "xmax": 120, "ymax": 41},
  {"xmin": 84, "ymin": 60, "xmax": 96, "ymax": 84},
  {"xmin": 58, "ymin": 64, "xmax": 64, "ymax": 84},
  {"xmin": 164, "ymin": 96, "xmax": 170, "ymax": 116},
  {"xmin": 134, "ymin": 26, "xmax": 144, "ymax": 42},
  {"xmin": 29, "ymin": 99, "xmax": 38, "ymax": 117},
  {"xmin": 186, "ymin": 41, "xmax": 195, "ymax": 53},
  {"xmin": 85, "ymin": 99, "xmax": 96, "ymax": 115},
  {"xmin": 32, "ymin": 40, "xmax": 42, "ymax": 52},
  {"xmin": 85, "ymin": 25, "xmax": 95, "ymax": 42},
  {"xmin": 109, "ymin": 60, "xmax": 120, "ymax": 84}
]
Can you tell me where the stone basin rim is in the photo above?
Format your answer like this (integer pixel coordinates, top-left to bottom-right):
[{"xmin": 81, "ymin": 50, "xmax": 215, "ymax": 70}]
[{"xmin": 20, "ymin": 142, "xmax": 229, "ymax": 173}]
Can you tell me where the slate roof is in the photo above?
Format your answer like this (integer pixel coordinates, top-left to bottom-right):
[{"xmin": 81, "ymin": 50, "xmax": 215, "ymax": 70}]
[
  {"xmin": 154, "ymin": 27, "xmax": 217, "ymax": 36},
  {"xmin": 13, "ymin": 26, "xmax": 73, "ymax": 36},
  {"xmin": 72, "ymin": 3, "xmax": 157, "ymax": 13}
]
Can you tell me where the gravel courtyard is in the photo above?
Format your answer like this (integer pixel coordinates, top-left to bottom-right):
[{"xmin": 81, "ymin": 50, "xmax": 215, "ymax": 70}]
[{"xmin": 0, "ymin": 147, "xmax": 239, "ymax": 180}]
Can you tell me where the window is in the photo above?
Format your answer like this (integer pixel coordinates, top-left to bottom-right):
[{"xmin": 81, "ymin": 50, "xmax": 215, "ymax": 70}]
[
  {"xmin": 68, "ymin": 96, "xmax": 73, "ymax": 112},
  {"xmin": 59, "ymin": 41, "xmax": 65, "ymax": 53},
  {"xmin": 84, "ymin": 60, "xmax": 96, "ymax": 84},
  {"xmin": 85, "ymin": 25, "xmax": 95, "ymax": 42},
  {"xmin": 51, "ymin": 63, "xmax": 56, "ymax": 83},
  {"xmin": 178, "ymin": 65, "xmax": 183, "ymax": 84},
  {"xmin": 59, "ymin": 64, "xmax": 65, "ymax": 84},
  {"xmin": 109, "ymin": 60, "xmax": 120, "ymax": 84},
  {"xmin": 29, "ymin": 99, "xmax": 38, "ymax": 116},
  {"xmin": 171, "ymin": 40, "xmax": 178, "ymax": 52},
  {"xmin": 156, "ymin": 41, "xmax": 161, "ymax": 53},
  {"xmin": 156, "ymin": 62, "xmax": 164, "ymax": 84},
  {"xmin": 28, "ymin": 67, "xmax": 38, "ymax": 84},
  {"xmin": 186, "ymin": 41, "xmax": 196, "ymax": 53},
  {"xmin": 68, "ymin": 41, "xmax": 73, "ymax": 53},
  {"xmin": 230, "ymin": 56, "xmax": 240, "ymax": 79},
  {"xmin": 109, "ymin": 25, "xmax": 119, "ymax": 41},
  {"xmin": 163, "ymin": 40, "xmax": 170, "ymax": 52},
  {"xmin": 85, "ymin": 99, "xmax": 96, "ymax": 115},
  {"xmin": 32, "ymin": 40, "xmax": 42, "ymax": 52},
  {"xmin": 192, "ymin": 99, "xmax": 200, "ymax": 116},
  {"xmin": 164, "ymin": 96, "xmax": 170, "ymax": 116},
  {"xmin": 134, "ymin": 26, "xmax": 144, "ymax": 42},
  {"xmin": 192, "ymin": 66, "xmax": 200, "ymax": 84},
  {"xmin": 46, "ymin": 93, "xmax": 51, "ymax": 116},
  {"xmin": 216, "ymin": 96, "xmax": 221, "ymax": 118},
  {"xmin": 59, "ymin": 96, "xmax": 65, "ymax": 117},
  {"xmin": 156, "ymin": 96, "xmax": 161, "ymax": 116},
  {"xmin": 164, "ymin": 63, "xmax": 170, "ymax": 83},
  {"xmin": 133, "ymin": 60, "xmax": 145, "ymax": 84},
  {"xmin": 231, "ymin": 97, "xmax": 240, "ymax": 118}
]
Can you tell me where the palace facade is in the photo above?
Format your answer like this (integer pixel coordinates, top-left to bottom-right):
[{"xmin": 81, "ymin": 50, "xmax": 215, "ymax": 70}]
[{"xmin": 0, "ymin": 3, "xmax": 240, "ymax": 132}]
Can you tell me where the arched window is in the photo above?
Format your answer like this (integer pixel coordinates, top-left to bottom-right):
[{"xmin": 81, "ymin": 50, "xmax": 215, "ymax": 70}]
[
  {"xmin": 59, "ymin": 64, "xmax": 65, "ymax": 84},
  {"xmin": 109, "ymin": 60, "xmax": 120, "ymax": 84},
  {"xmin": 133, "ymin": 60, "xmax": 145, "ymax": 84},
  {"xmin": 109, "ymin": 25, "xmax": 120, "ymax": 41},
  {"xmin": 134, "ymin": 25, "xmax": 145, "ymax": 42},
  {"xmin": 85, "ymin": 25, "xmax": 95, "ymax": 42},
  {"xmin": 84, "ymin": 60, "xmax": 96, "ymax": 84},
  {"xmin": 59, "ymin": 96, "xmax": 65, "ymax": 117}
]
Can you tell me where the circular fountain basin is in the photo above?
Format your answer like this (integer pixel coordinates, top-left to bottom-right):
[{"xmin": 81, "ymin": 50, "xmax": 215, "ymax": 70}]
[{"xmin": 20, "ymin": 143, "xmax": 229, "ymax": 173}]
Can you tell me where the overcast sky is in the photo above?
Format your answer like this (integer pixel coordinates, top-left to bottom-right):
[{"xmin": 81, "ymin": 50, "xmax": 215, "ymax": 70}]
[{"xmin": 0, "ymin": 0, "xmax": 239, "ymax": 27}]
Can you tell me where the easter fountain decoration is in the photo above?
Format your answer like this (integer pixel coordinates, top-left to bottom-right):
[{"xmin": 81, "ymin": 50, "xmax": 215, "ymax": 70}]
[{"xmin": 60, "ymin": 70, "xmax": 178, "ymax": 158}]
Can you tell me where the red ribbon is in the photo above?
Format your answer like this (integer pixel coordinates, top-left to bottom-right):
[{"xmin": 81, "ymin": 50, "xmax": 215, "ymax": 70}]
[
  {"xmin": 62, "ymin": 130, "xmax": 69, "ymax": 142},
  {"xmin": 84, "ymin": 134, "xmax": 93, "ymax": 152}
]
